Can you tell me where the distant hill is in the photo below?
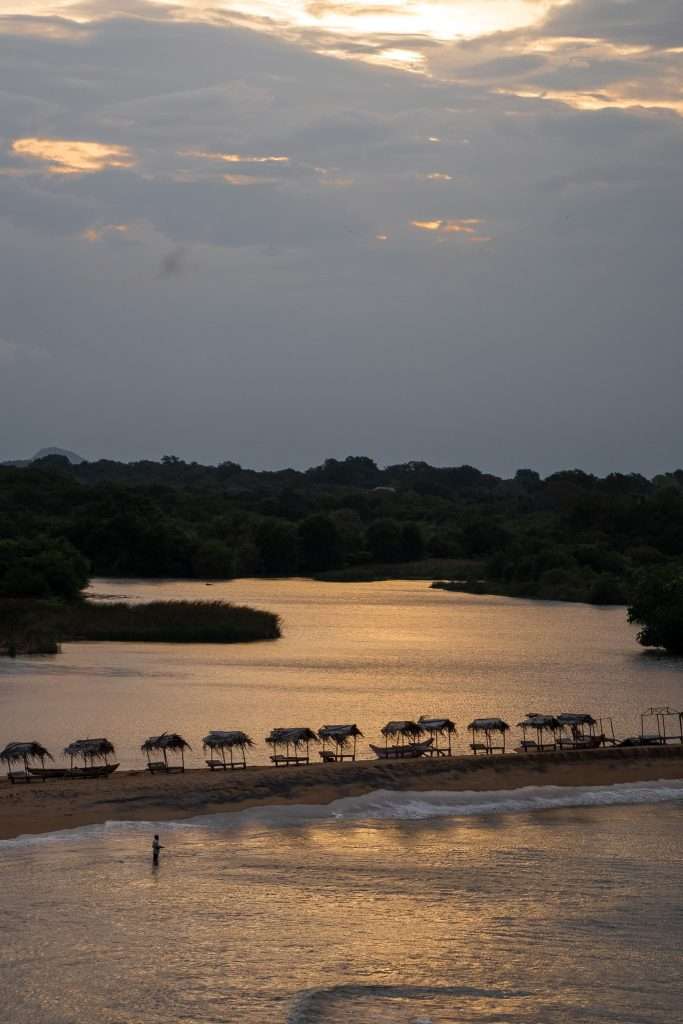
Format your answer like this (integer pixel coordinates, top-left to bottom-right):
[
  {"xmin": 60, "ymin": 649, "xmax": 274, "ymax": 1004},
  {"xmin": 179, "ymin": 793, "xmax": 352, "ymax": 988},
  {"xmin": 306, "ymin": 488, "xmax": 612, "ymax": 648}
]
[
  {"xmin": 2, "ymin": 446, "xmax": 85, "ymax": 467},
  {"xmin": 32, "ymin": 447, "xmax": 85, "ymax": 465}
]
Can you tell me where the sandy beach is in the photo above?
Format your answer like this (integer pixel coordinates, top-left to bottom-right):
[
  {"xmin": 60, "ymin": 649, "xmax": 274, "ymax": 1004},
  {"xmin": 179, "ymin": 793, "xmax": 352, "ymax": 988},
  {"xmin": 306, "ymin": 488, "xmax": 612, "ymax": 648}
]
[{"xmin": 2, "ymin": 744, "xmax": 683, "ymax": 840}]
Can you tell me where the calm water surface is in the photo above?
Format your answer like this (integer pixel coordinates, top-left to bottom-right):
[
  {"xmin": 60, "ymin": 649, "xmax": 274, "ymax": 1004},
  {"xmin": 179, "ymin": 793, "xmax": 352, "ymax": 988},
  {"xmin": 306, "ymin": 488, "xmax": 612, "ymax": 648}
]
[
  {"xmin": 1, "ymin": 797, "xmax": 682, "ymax": 1023},
  {"xmin": 1, "ymin": 578, "xmax": 682, "ymax": 766},
  {"xmin": 2, "ymin": 580, "xmax": 683, "ymax": 1023}
]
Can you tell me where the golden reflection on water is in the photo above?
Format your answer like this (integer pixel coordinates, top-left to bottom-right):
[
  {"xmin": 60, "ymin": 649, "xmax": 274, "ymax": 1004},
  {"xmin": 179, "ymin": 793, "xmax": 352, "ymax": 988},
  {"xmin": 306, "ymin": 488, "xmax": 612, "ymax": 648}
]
[{"xmin": 1, "ymin": 578, "xmax": 680, "ymax": 770}]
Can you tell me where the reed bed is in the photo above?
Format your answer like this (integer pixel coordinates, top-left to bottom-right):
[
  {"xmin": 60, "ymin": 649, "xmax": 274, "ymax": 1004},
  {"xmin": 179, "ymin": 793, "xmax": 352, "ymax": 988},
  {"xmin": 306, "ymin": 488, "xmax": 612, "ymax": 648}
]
[{"xmin": 0, "ymin": 598, "xmax": 280, "ymax": 652}]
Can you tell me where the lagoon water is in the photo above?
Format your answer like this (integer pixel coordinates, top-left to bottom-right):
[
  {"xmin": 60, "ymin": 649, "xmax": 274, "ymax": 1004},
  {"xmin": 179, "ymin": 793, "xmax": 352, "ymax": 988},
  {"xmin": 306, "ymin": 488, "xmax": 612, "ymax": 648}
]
[
  {"xmin": 2, "ymin": 578, "xmax": 683, "ymax": 767},
  {"xmin": 2, "ymin": 580, "xmax": 683, "ymax": 1023}
]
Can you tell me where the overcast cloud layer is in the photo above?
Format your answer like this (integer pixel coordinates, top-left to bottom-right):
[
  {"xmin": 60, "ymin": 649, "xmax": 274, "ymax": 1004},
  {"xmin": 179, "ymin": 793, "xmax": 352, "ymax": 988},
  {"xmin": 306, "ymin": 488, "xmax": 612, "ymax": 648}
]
[{"xmin": 0, "ymin": 1, "xmax": 681, "ymax": 474}]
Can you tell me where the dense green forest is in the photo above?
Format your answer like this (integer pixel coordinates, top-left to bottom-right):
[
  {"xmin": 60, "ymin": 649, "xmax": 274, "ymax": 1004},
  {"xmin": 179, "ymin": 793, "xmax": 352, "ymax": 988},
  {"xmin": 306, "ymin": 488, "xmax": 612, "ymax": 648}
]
[{"xmin": 3, "ymin": 453, "xmax": 683, "ymax": 611}]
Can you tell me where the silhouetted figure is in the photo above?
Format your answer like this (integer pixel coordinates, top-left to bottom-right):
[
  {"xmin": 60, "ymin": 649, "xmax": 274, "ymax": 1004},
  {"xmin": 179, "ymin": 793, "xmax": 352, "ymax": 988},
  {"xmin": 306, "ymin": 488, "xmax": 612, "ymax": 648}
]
[{"xmin": 152, "ymin": 834, "xmax": 164, "ymax": 866}]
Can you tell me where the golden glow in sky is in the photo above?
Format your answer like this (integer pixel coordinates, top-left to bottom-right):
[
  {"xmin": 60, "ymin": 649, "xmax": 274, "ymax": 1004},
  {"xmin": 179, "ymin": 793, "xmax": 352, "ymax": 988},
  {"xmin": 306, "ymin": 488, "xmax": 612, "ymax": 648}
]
[{"xmin": 12, "ymin": 138, "xmax": 134, "ymax": 174}]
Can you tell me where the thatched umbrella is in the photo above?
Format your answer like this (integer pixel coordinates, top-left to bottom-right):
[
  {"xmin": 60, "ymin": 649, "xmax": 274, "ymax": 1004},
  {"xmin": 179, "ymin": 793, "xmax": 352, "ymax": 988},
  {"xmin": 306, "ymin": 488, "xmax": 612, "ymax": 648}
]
[
  {"xmin": 517, "ymin": 714, "xmax": 561, "ymax": 752},
  {"xmin": 418, "ymin": 716, "xmax": 457, "ymax": 756},
  {"xmin": 0, "ymin": 740, "xmax": 53, "ymax": 772},
  {"xmin": 317, "ymin": 724, "xmax": 363, "ymax": 761},
  {"xmin": 202, "ymin": 730, "xmax": 254, "ymax": 769},
  {"xmin": 557, "ymin": 713, "xmax": 598, "ymax": 747},
  {"xmin": 467, "ymin": 718, "xmax": 510, "ymax": 755},
  {"xmin": 266, "ymin": 727, "xmax": 318, "ymax": 763},
  {"xmin": 142, "ymin": 732, "xmax": 192, "ymax": 771},
  {"xmin": 380, "ymin": 720, "xmax": 424, "ymax": 752},
  {"xmin": 64, "ymin": 738, "xmax": 116, "ymax": 770}
]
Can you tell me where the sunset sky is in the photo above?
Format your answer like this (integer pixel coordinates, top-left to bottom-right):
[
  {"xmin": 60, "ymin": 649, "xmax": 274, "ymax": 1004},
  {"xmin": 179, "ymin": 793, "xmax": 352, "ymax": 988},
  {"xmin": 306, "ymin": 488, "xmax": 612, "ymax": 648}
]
[{"xmin": 1, "ymin": 1, "xmax": 681, "ymax": 472}]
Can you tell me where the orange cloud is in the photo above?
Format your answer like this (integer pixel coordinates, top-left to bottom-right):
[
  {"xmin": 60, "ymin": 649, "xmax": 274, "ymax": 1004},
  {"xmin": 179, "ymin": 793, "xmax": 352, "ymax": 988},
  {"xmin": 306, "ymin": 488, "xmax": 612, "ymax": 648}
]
[
  {"xmin": 411, "ymin": 218, "xmax": 491, "ymax": 242},
  {"xmin": 183, "ymin": 150, "xmax": 289, "ymax": 164},
  {"xmin": 12, "ymin": 138, "xmax": 134, "ymax": 174}
]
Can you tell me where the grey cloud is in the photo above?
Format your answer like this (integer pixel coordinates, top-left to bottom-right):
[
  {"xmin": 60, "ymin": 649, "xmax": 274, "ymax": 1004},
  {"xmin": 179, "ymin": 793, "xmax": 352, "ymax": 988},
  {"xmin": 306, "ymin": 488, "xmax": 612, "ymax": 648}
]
[{"xmin": 1, "ymin": 10, "xmax": 683, "ymax": 474}]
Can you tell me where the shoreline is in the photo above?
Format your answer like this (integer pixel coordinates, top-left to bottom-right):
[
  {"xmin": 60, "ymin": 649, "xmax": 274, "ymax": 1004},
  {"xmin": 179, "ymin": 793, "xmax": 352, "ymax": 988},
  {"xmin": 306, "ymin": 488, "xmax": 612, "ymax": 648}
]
[{"xmin": 2, "ymin": 745, "xmax": 683, "ymax": 841}]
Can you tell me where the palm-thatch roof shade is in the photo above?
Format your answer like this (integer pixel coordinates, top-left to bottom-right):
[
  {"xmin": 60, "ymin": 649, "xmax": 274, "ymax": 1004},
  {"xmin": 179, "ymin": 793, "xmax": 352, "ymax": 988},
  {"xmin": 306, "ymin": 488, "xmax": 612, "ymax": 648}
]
[
  {"xmin": 517, "ymin": 714, "xmax": 561, "ymax": 752},
  {"xmin": 557, "ymin": 713, "xmax": 597, "ymax": 727},
  {"xmin": 266, "ymin": 727, "xmax": 318, "ymax": 749},
  {"xmin": 64, "ymin": 738, "xmax": 116, "ymax": 768},
  {"xmin": 202, "ymin": 730, "xmax": 254, "ymax": 767},
  {"xmin": 318, "ymin": 724, "xmax": 363, "ymax": 759},
  {"xmin": 142, "ymin": 732, "xmax": 192, "ymax": 769},
  {"xmin": 418, "ymin": 717, "xmax": 457, "ymax": 754},
  {"xmin": 0, "ymin": 741, "xmax": 53, "ymax": 770},
  {"xmin": 381, "ymin": 721, "xmax": 424, "ymax": 740},
  {"xmin": 467, "ymin": 718, "xmax": 510, "ymax": 754}
]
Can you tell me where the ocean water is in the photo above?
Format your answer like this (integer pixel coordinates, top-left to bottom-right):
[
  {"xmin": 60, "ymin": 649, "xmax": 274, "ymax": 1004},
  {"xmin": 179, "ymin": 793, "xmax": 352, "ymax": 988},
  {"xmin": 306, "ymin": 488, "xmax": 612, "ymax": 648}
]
[
  {"xmin": 1, "ymin": 786, "xmax": 682, "ymax": 1023},
  {"xmin": 1, "ymin": 578, "xmax": 683, "ymax": 767}
]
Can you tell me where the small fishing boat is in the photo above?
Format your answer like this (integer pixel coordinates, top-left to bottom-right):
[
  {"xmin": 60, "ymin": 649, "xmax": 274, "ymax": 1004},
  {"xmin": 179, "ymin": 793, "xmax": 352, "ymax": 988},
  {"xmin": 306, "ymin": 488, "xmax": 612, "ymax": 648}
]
[
  {"xmin": 370, "ymin": 738, "xmax": 434, "ymax": 759},
  {"xmin": 371, "ymin": 721, "xmax": 434, "ymax": 759},
  {"xmin": 27, "ymin": 766, "xmax": 71, "ymax": 780},
  {"xmin": 64, "ymin": 738, "xmax": 119, "ymax": 778}
]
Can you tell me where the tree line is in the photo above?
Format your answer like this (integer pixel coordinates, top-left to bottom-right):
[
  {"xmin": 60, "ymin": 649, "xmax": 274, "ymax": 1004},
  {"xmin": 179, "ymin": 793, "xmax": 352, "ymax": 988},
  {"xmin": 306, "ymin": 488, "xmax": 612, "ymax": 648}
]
[{"xmin": 2, "ymin": 453, "xmax": 683, "ymax": 650}]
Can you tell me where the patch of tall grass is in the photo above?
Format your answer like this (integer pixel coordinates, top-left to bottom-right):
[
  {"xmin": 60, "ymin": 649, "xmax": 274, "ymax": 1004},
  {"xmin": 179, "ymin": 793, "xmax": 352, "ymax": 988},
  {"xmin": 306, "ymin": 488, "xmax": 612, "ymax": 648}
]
[{"xmin": 0, "ymin": 598, "xmax": 280, "ymax": 654}]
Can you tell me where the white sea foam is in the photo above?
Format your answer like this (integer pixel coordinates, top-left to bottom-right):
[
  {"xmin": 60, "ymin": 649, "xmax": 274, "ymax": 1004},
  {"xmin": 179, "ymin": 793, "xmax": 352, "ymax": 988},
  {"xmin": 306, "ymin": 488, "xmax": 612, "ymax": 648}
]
[{"xmin": 2, "ymin": 778, "xmax": 683, "ymax": 849}]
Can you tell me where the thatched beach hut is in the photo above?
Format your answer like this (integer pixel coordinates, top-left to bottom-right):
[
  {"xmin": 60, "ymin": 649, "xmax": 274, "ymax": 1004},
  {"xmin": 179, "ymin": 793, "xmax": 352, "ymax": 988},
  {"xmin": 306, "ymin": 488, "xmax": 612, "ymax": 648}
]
[
  {"xmin": 557, "ymin": 713, "xmax": 600, "ymax": 749},
  {"xmin": 64, "ymin": 738, "xmax": 115, "ymax": 768},
  {"xmin": 467, "ymin": 718, "xmax": 510, "ymax": 755},
  {"xmin": 1, "ymin": 740, "xmax": 53, "ymax": 783},
  {"xmin": 418, "ymin": 716, "xmax": 457, "ymax": 757},
  {"xmin": 64, "ymin": 738, "xmax": 118, "ymax": 776},
  {"xmin": 266, "ymin": 727, "xmax": 318, "ymax": 766},
  {"xmin": 317, "ymin": 724, "xmax": 363, "ymax": 762},
  {"xmin": 516, "ymin": 714, "xmax": 561, "ymax": 753},
  {"xmin": 202, "ymin": 730, "xmax": 254, "ymax": 770},
  {"xmin": 370, "ymin": 720, "xmax": 432, "ymax": 759},
  {"xmin": 142, "ymin": 732, "xmax": 192, "ymax": 772}
]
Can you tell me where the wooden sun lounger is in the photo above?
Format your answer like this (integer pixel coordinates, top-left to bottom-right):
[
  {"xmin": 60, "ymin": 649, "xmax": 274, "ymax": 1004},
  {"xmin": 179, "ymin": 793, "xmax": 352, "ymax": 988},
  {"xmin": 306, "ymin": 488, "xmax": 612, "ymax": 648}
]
[
  {"xmin": 318, "ymin": 750, "xmax": 356, "ymax": 763},
  {"xmin": 7, "ymin": 770, "xmax": 31, "ymax": 784},
  {"xmin": 146, "ymin": 761, "xmax": 184, "ymax": 773},
  {"xmin": 270, "ymin": 754, "xmax": 309, "ymax": 766},
  {"xmin": 205, "ymin": 758, "xmax": 246, "ymax": 770}
]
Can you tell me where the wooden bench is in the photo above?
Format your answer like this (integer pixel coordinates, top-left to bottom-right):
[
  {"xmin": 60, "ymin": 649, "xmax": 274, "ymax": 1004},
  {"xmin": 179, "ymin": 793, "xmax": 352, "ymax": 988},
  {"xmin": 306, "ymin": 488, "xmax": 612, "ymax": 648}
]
[
  {"xmin": 270, "ymin": 754, "xmax": 309, "ymax": 766},
  {"xmin": 206, "ymin": 759, "xmax": 246, "ymax": 770},
  {"xmin": 318, "ymin": 751, "xmax": 356, "ymax": 763},
  {"xmin": 7, "ymin": 770, "xmax": 30, "ymax": 784},
  {"xmin": 146, "ymin": 761, "xmax": 184, "ymax": 774}
]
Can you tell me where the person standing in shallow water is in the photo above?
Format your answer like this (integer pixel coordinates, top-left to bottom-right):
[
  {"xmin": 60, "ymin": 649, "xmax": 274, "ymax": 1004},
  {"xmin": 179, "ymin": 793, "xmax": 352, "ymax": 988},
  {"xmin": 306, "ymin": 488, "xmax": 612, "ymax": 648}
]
[{"xmin": 152, "ymin": 834, "xmax": 163, "ymax": 866}]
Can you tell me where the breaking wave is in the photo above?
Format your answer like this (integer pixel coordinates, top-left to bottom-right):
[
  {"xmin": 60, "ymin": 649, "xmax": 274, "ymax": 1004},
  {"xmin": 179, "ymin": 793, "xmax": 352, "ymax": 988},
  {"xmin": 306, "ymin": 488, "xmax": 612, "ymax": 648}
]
[{"xmin": 3, "ymin": 778, "xmax": 683, "ymax": 848}]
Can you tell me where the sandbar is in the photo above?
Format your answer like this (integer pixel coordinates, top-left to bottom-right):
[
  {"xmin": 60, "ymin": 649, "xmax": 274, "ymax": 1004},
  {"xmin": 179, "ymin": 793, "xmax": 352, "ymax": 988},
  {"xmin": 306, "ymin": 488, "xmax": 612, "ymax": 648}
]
[{"xmin": 2, "ymin": 745, "xmax": 683, "ymax": 841}]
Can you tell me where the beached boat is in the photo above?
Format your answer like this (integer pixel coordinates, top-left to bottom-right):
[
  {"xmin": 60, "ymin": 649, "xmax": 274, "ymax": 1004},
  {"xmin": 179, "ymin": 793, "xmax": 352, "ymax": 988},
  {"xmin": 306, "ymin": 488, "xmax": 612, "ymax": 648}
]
[
  {"xmin": 371, "ymin": 721, "xmax": 433, "ymax": 759},
  {"xmin": 64, "ymin": 738, "xmax": 118, "ymax": 779},
  {"xmin": 370, "ymin": 738, "xmax": 434, "ymax": 759}
]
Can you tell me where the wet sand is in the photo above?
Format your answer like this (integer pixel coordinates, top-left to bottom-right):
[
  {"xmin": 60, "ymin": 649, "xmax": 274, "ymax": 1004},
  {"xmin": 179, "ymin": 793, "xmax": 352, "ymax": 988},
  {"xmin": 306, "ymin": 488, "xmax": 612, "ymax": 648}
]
[{"xmin": 2, "ymin": 745, "xmax": 683, "ymax": 840}]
